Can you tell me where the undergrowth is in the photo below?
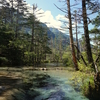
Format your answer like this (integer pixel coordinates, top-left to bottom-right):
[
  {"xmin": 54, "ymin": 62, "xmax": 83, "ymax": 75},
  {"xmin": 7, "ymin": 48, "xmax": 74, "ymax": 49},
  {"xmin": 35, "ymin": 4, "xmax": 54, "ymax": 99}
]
[{"xmin": 70, "ymin": 62, "xmax": 95, "ymax": 96}]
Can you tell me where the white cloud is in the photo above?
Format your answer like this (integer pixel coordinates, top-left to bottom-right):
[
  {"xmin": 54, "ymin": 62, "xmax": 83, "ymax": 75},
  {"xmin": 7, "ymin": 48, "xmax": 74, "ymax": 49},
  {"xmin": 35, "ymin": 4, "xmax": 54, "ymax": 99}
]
[
  {"xmin": 35, "ymin": 9, "xmax": 69, "ymax": 33},
  {"xmin": 37, "ymin": 11, "xmax": 62, "ymax": 27},
  {"xmin": 56, "ymin": 14, "xmax": 68, "ymax": 22}
]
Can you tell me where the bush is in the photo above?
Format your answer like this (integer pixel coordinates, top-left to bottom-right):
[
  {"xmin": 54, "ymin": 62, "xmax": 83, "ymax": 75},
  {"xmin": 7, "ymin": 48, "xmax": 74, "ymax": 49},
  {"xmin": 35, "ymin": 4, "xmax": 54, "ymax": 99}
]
[
  {"xmin": 0, "ymin": 57, "xmax": 8, "ymax": 66},
  {"xmin": 23, "ymin": 51, "xmax": 35, "ymax": 65},
  {"xmin": 43, "ymin": 60, "xmax": 49, "ymax": 63},
  {"xmin": 62, "ymin": 52, "xmax": 73, "ymax": 67}
]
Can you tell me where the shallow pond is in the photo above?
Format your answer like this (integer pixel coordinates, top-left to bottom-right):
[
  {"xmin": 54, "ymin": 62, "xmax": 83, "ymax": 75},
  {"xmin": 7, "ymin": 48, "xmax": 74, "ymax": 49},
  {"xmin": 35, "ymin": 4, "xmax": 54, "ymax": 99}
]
[{"xmin": 28, "ymin": 70, "xmax": 89, "ymax": 100}]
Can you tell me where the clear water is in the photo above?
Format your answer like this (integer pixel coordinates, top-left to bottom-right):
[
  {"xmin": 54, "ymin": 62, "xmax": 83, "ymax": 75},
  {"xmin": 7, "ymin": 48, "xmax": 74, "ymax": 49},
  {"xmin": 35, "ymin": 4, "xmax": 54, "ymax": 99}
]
[{"xmin": 32, "ymin": 70, "xmax": 89, "ymax": 100}]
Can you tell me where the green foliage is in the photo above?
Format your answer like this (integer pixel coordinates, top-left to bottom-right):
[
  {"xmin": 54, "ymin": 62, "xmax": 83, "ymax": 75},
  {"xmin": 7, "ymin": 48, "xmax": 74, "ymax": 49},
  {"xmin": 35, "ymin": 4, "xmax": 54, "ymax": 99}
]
[
  {"xmin": 62, "ymin": 52, "xmax": 73, "ymax": 67},
  {"xmin": 0, "ymin": 57, "xmax": 8, "ymax": 66},
  {"xmin": 78, "ymin": 62, "xmax": 93, "ymax": 72},
  {"xmin": 82, "ymin": 76, "xmax": 95, "ymax": 96},
  {"xmin": 43, "ymin": 60, "xmax": 49, "ymax": 63},
  {"xmin": 70, "ymin": 70, "xmax": 95, "ymax": 95},
  {"xmin": 0, "ymin": 23, "xmax": 27, "ymax": 66},
  {"xmin": 0, "ymin": 5, "xmax": 51, "ymax": 66},
  {"xmin": 0, "ymin": 23, "xmax": 14, "ymax": 66},
  {"xmin": 0, "ymin": 24, "xmax": 13, "ymax": 46},
  {"xmin": 81, "ymin": 52, "xmax": 88, "ymax": 62},
  {"xmin": 7, "ymin": 45, "xmax": 23, "ymax": 66},
  {"xmin": 92, "ymin": 12, "xmax": 100, "ymax": 27},
  {"xmin": 24, "ymin": 51, "xmax": 35, "ymax": 65},
  {"xmin": 54, "ymin": 54, "xmax": 60, "ymax": 62},
  {"xmin": 69, "ymin": 61, "xmax": 95, "ymax": 96}
]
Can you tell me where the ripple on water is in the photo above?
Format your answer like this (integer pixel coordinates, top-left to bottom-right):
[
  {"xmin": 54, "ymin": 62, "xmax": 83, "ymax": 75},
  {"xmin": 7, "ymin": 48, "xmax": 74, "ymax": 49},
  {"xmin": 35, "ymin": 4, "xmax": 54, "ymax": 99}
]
[
  {"xmin": 32, "ymin": 70, "xmax": 89, "ymax": 100},
  {"xmin": 46, "ymin": 90, "xmax": 65, "ymax": 100}
]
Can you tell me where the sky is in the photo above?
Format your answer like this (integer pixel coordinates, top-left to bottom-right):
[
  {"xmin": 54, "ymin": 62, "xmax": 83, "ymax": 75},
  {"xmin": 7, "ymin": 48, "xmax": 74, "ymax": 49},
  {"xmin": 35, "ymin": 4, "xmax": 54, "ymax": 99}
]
[
  {"xmin": 25, "ymin": 0, "xmax": 99, "ymax": 38},
  {"xmin": 25, "ymin": 0, "xmax": 69, "ymax": 32},
  {"xmin": 25, "ymin": 0, "xmax": 65, "ymax": 18}
]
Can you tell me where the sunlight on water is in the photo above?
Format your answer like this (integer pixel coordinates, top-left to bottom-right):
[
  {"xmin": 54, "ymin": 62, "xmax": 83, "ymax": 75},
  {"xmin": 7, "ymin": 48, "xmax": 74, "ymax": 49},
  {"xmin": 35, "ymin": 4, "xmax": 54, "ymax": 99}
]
[{"xmin": 32, "ymin": 70, "xmax": 89, "ymax": 100}]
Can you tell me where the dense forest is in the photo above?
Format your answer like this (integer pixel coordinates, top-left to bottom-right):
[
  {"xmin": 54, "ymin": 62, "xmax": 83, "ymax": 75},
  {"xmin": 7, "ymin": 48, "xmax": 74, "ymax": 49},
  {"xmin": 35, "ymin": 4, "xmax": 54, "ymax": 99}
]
[
  {"xmin": 0, "ymin": 0, "xmax": 72, "ymax": 67},
  {"xmin": 0, "ymin": 0, "xmax": 100, "ymax": 100}
]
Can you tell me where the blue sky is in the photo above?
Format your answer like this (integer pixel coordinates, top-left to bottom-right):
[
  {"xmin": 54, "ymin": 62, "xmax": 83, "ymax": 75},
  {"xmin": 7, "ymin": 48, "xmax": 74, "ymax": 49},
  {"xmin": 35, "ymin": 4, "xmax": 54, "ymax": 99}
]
[{"xmin": 25, "ymin": 0, "xmax": 65, "ymax": 17}]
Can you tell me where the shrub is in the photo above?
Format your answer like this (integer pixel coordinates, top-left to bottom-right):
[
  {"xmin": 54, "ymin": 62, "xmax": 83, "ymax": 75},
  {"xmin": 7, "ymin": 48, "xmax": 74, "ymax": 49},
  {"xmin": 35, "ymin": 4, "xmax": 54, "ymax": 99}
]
[
  {"xmin": 43, "ymin": 60, "xmax": 49, "ymax": 63},
  {"xmin": 0, "ymin": 57, "xmax": 8, "ymax": 66},
  {"xmin": 62, "ymin": 52, "xmax": 73, "ymax": 67}
]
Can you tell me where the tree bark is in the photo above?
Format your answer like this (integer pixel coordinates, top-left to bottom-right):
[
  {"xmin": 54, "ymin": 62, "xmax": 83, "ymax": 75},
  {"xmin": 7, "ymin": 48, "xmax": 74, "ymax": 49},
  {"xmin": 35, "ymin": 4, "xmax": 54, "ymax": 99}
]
[
  {"xmin": 67, "ymin": 0, "xmax": 79, "ymax": 70},
  {"xmin": 75, "ymin": 11, "xmax": 79, "ymax": 60},
  {"xmin": 82, "ymin": 0, "xmax": 95, "ymax": 69},
  {"xmin": 94, "ymin": 53, "xmax": 100, "ymax": 73},
  {"xmin": 31, "ymin": 22, "xmax": 35, "ymax": 66},
  {"xmin": 74, "ymin": 45, "xmax": 87, "ymax": 66},
  {"xmin": 10, "ymin": 0, "xmax": 14, "ymax": 24}
]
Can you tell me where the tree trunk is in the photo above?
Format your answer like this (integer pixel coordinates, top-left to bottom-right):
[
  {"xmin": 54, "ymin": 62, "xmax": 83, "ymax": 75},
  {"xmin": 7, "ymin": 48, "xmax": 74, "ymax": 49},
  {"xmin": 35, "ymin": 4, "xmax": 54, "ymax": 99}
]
[
  {"xmin": 31, "ymin": 23, "xmax": 34, "ymax": 66},
  {"xmin": 11, "ymin": 0, "xmax": 14, "ymax": 24},
  {"xmin": 67, "ymin": 0, "xmax": 79, "ymax": 70},
  {"xmin": 59, "ymin": 36, "xmax": 62, "ymax": 61},
  {"xmin": 74, "ymin": 45, "xmax": 87, "ymax": 66},
  {"xmin": 15, "ymin": 3, "xmax": 19, "ymax": 38},
  {"xmin": 94, "ymin": 52, "xmax": 100, "ymax": 73},
  {"xmin": 82, "ymin": 0, "xmax": 95, "ymax": 69},
  {"xmin": 74, "ymin": 11, "xmax": 79, "ymax": 60}
]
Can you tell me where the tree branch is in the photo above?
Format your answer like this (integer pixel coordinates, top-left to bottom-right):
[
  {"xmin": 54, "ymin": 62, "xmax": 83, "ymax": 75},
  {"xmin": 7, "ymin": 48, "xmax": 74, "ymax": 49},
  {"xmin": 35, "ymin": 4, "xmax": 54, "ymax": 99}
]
[{"xmin": 54, "ymin": 4, "xmax": 67, "ymax": 13}]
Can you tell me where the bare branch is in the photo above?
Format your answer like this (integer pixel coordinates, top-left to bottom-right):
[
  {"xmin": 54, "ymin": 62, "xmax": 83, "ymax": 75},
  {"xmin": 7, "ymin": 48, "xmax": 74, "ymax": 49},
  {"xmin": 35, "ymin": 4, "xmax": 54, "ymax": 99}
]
[
  {"xmin": 65, "ymin": 41, "xmax": 87, "ymax": 66},
  {"xmin": 70, "ymin": 3, "xmax": 79, "ymax": 7},
  {"xmin": 58, "ymin": 19, "xmax": 68, "ymax": 23},
  {"xmin": 54, "ymin": 4, "xmax": 67, "ymax": 13}
]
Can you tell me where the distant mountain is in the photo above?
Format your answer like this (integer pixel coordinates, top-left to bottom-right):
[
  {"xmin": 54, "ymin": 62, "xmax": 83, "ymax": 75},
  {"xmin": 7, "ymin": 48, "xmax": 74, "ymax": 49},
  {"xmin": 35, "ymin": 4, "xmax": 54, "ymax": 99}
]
[
  {"xmin": 25, "ymin": 23, "xmax": 70, "ymax": 50},
  {"xmin": 49, "ymin": 27, "xmax": 60, "ymax": 34},
  {"xmin": 49, "ymin": 27, "xmax": 70, "ymax": 40},
  {"xmin": 49, "ymin": 27, "xmax": 70, "ymax": 50},
  {"xmin": 41, "ymin": 24, "xmax": 70, "ymax": 50},
  {"xmin": 40, "ymin": 23, "xmax": 55, "ymax": 39}
]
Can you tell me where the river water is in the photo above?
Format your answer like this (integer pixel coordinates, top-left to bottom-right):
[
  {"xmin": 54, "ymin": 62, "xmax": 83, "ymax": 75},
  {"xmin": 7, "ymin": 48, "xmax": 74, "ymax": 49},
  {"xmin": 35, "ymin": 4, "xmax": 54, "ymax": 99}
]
[{"xmin": 31, "ymin": 70, "xmax": 89, "ymax": 100}]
